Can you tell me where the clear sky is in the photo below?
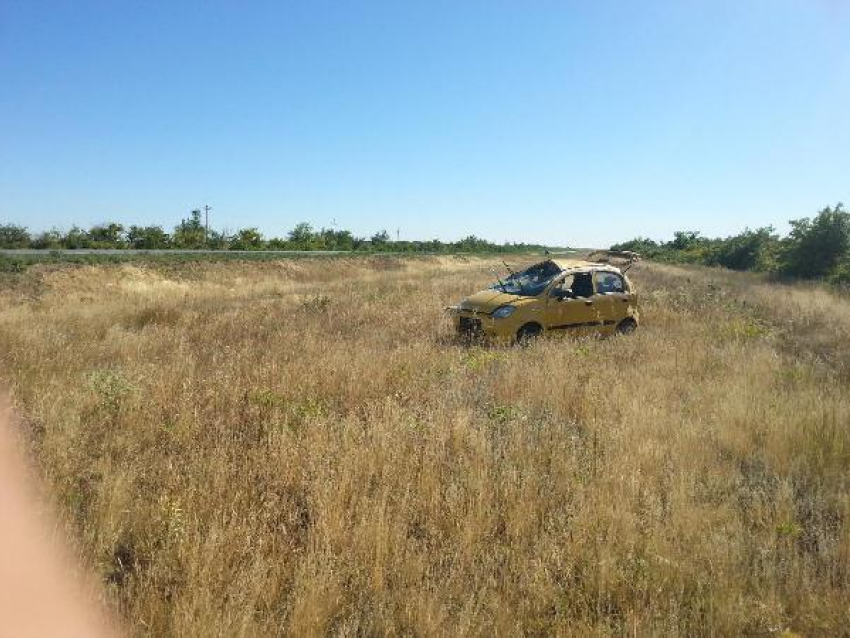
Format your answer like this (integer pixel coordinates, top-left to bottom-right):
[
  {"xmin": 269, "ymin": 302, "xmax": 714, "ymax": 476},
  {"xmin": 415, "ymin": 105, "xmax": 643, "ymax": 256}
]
[{"xmin": 1, "ymin": 1, "xmax": 848, "ymax": 247}]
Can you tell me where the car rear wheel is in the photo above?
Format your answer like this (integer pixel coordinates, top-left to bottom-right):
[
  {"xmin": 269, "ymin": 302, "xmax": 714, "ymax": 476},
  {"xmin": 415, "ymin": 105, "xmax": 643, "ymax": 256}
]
[
  {"xmin": 616, "ymin": 318, "xmax": 637, "ymax": 335},
  {"xmin": 516, "ymin": 323, "xmax": 542, "ymax": 346}
]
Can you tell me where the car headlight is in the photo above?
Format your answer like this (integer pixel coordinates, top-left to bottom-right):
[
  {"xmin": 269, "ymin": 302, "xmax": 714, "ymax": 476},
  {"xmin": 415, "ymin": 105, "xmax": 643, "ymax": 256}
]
[{"xmin": 492, "ymin": 305, "xmax": 515, "ymax": 319}]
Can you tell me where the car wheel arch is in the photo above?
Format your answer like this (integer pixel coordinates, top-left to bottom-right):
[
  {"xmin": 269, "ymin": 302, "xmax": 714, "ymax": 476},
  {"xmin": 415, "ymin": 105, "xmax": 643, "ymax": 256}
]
[{"xmin": 516, "ymin": 322, "xmax": 543, "ymax": 344}]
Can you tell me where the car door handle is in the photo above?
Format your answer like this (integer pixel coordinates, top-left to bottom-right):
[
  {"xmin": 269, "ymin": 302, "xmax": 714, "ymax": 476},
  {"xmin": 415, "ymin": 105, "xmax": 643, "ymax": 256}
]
[
  {"xmin": 584, "ymin": 301, "xmax": 593, "ymax": 306},
  {"xmin": 621, "ymin": 298, "xmax": 629, "ymax": 303}
]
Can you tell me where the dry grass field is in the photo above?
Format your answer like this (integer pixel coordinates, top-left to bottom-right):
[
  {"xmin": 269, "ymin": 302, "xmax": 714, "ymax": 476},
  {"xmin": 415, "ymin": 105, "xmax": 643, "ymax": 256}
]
[{"xmin": 0, "ymin": 255, "xmax": 848, "ymax": 636}]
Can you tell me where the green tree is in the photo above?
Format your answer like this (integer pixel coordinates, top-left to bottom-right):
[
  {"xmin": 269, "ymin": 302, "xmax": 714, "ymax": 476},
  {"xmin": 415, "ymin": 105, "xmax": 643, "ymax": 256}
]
[
  {"xmin": 173, "ymin": 210, "xmax": 206, "ymax": 248},
  {"xmin": 669, "ymin": 231, "xmax": 703, "ymax": 251},
  {"xmin": 206, "ymin": 229, "xmax": 228, "ymax": 249},
  {"xmin": 456, "ymin": 235, "xmax": 489, "ymax": 252},
  {"xmin": 30, "ymin": 229, "xmax": 63, "ymax": 250},
  {"xmin": 63, "ymin": 226, "xmax": 91, "ymax": 249},
  {"xmin": 427, "ymin": 238, "xmax": 445, "ymax": 253},
  {"xmin": 0, "ymin": 224, "xmax": 31, "ymax": 248},
  {"xmin": 320, "ymin": 228, "xmax": 354, "ymax": 251},
  {"xmin": 229, "ymin": 228, "xmax": 265, "ymax": 250},
  {"xmin": 779, "ymin": 204, "xmax": 850, "ymax": 279},
  {"xmin": 370, "ymin": 230, "xmax": 390, "ymax": 249},
  {"xmin": 127, "ymin": 225, "xmax": 171, "ymax": 249},
  {"xmin": 710, "ymin": 227, "xmax": 778, "ymax": 271},
  {"xmin": 87, "ymin": 222, "xmax": 126, "ymax": 247},
  {"xmin": 287, "ymin": 222, "xmax": 316, "ymax": 249},
  {"xmin": 610, "ymin": 237, "xmax": 660, "ymax": 257}
]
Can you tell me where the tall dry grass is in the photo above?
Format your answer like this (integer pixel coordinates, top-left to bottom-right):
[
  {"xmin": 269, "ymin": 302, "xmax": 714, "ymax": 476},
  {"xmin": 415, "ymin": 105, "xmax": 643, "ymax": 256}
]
[{"xmin": 0, "ymin": 255, "xmax": 847, "ymax": 635}]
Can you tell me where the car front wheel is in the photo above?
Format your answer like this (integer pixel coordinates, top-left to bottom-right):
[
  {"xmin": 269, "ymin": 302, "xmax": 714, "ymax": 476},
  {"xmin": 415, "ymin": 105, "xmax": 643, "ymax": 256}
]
[{"xmin": 516, "ymin": 323, "xmax": 542, "ymax": 346}]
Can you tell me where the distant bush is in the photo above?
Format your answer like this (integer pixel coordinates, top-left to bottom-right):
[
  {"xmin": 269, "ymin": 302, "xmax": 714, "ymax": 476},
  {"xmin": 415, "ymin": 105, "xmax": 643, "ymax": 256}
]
[
  {"xmin": 708, "ymin": 227, "xmax": 779, "ymax": 272},
  {"xmin": 778, "ymin": 204, "xmax": 850, "ymax": 280},
  {"xmin": 1, "ymin": 212, "xmax": 559, "ymax": 254},
  {"xmin": 228, "ymin": 227, "xmax": 265, "ymax": 250},
  {"xmin": 612, "ymin": 203, "xmax": 848, "ymax": 284},
  {"xmin": 0, "ymin": 256, "xmax": 26, "ymax": 273},
  {"xmin": 0, "ymin": 224, "xmax": 31, "ymax": 248},
  {"xmin": 610, "ymin": 237, "xmax": 661, "ymax": 257},
  {"xmin": 172, "ymin": 210, "xmax": 206, "ymax": 249},
  {"xmin": 127, "ymin": 225, "xmax": 171, "ymax": 249}
]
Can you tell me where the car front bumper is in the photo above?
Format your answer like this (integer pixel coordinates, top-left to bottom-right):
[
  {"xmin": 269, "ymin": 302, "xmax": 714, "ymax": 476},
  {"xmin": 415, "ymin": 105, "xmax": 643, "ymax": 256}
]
[{"xmin": 449, "ymin": 309, "xmax": 515, "ymax": 340}]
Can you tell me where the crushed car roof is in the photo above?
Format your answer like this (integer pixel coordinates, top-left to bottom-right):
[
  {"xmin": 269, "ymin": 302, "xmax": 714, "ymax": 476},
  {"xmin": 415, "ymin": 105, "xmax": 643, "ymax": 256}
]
[{"xmin": 549, "ymin": 258, "xmax": 620, "ymax": 271}]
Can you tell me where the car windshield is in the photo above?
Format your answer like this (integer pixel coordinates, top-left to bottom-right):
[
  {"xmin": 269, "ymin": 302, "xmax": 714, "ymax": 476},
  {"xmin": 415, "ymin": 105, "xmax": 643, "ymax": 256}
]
[{"xmin": 491, "ymin": 261, "xmax": 563, "ymax": 296}]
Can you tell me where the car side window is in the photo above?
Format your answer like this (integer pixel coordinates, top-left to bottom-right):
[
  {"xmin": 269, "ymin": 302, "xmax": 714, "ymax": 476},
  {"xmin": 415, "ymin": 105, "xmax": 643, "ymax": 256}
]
[
  {"xmin": 571, "ymin": 272, "xmax": 595, "ymax": 298},
  {"xmin": 549, "ymin": 274, "xmax": 575, "ymax": 298},
  {"xmin": 596, "ymin": 272, "xmax": 625, "ymax": 294}
]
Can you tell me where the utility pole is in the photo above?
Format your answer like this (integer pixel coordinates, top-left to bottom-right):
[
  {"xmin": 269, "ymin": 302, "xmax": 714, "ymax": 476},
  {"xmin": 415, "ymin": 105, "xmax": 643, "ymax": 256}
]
[
  {"xmin": 396, "ymin": 227, "xmax": 400, "ymax": 242},
  {"xmin": 204, "ymin": 205, "xmax": 212, "ymax": 245}
]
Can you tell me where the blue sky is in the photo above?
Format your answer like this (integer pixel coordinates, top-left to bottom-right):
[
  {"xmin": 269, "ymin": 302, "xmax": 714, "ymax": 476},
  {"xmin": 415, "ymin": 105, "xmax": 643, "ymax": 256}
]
[{"xmin": 1, "ymin": 1, "xmax": 848, "ymax": 247}]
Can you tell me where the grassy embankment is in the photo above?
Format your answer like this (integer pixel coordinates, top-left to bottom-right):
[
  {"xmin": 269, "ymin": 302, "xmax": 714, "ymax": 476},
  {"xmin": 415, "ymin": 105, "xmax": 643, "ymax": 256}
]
[
  {"xmin": 0, "ymin": 249, "xmax": 576, "ymax": 275},
  {"xmin": 0, "ymin": 255, "xmax": 847, "ymax": 635},
  {"xmin": 0, "ymin": 251, "xmax": 431, "ymax": 274}
]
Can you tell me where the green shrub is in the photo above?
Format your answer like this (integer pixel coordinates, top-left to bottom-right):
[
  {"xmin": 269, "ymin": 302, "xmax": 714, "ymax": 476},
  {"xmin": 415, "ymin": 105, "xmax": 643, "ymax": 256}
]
[
  {"xmin": 0, "ymin": 256, "xmax": 26, "ymax": 273},
  {"xmin": 779, "ymin": 204, "xmax": 850, "ymax": 279}
]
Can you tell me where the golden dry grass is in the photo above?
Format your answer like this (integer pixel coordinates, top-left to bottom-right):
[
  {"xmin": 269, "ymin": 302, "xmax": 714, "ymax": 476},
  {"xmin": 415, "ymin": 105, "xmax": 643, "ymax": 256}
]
[{"xmin": 0, "ymin": 255, "xmax": 848, "ymax": 636}]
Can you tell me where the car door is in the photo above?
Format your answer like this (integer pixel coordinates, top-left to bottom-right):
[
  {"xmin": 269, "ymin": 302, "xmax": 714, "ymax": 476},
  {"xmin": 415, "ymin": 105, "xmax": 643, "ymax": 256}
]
[
  {"xmin": 592, "ymin": 270, "xmax": 631, "ymax": 333},
  {"xmin": 544, "ymin": 272, "xmax": 600, "ymax": 335}
]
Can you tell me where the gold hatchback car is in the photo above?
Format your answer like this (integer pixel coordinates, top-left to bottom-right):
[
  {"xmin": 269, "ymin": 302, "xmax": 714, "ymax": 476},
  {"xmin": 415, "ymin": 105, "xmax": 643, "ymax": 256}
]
[{"xmin": 447, "ymin": 258, "xmax": 639, "ymax": 343}]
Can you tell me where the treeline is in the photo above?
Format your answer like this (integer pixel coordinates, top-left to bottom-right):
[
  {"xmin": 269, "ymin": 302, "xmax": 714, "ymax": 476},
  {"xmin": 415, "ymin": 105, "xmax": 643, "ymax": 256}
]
[
  {"xmin": 612, "ymin": 203, "xmax": 850, "ymax": 285},
  {"xmin": 0, "ymin": 210, "xmax": 554, "ymax": 254}
]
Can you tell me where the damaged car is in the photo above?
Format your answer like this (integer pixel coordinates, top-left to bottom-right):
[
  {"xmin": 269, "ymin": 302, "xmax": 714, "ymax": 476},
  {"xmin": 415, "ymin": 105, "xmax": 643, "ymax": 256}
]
[{"xmin": 446, "ymin": 256, "xmax": 639, "ymax": 344}]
